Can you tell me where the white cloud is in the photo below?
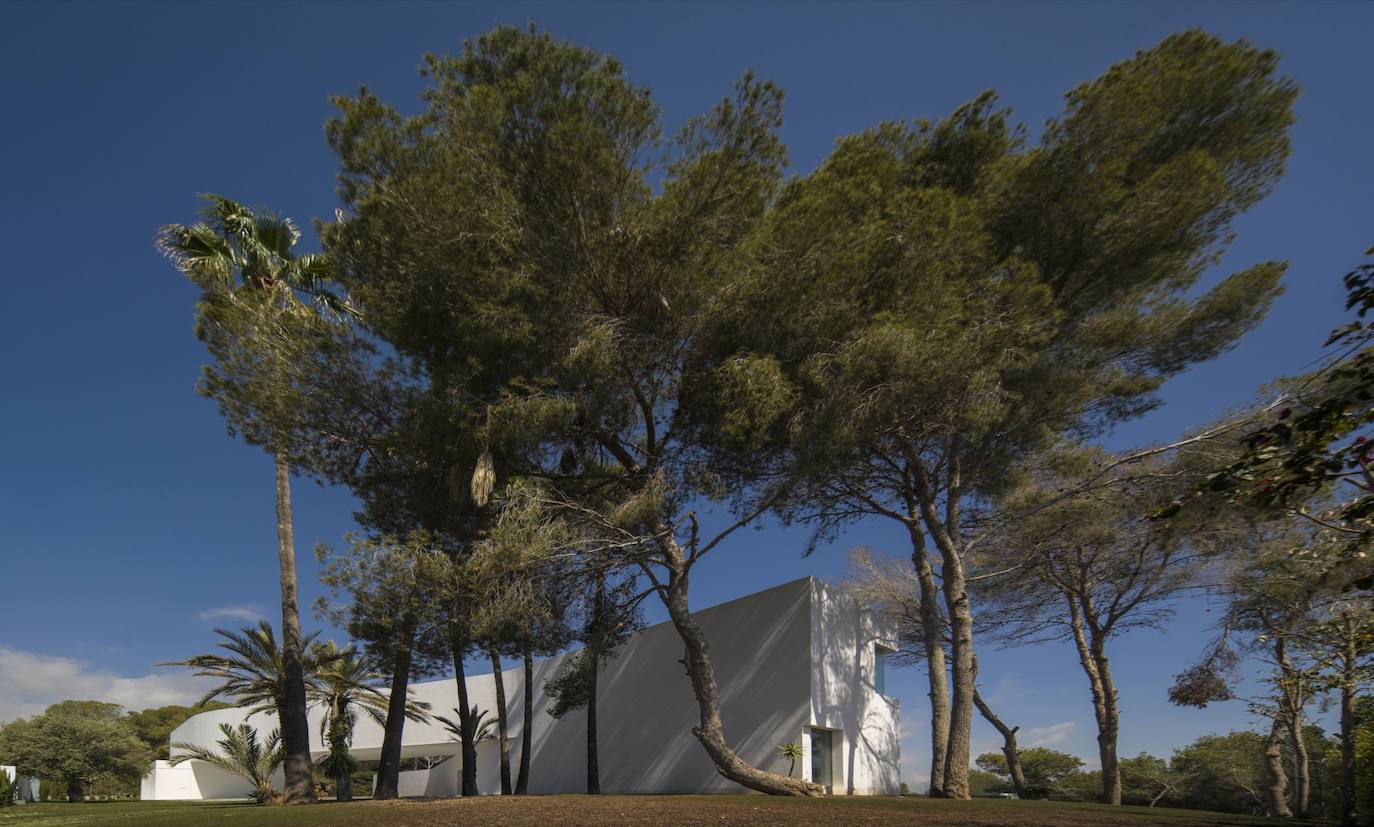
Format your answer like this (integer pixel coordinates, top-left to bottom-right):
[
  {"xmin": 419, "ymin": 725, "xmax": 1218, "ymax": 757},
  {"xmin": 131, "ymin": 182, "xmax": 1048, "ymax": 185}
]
[
  {"xmin": 195, "ymin": 604, "xmax": 264, "ymax": 623},
  {"xmin": 0, "ymin": 645, "xmax": 209, "ymax": 722},
  {"xmin": 1023, "ymin": 721, "xmax": 1076, "ymax": 748}
]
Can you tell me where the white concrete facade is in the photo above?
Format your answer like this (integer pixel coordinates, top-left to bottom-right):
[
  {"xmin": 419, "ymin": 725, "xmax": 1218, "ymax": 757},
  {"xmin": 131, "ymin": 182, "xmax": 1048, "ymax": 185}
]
[{"xmin": 147, "ymin": 577, "xmax": 899, "ymax": 799}]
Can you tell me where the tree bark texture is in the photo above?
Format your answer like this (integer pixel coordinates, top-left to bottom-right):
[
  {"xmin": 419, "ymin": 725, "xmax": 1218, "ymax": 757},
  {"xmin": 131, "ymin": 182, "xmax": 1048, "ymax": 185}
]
[
  {"xmin": 490, "ymin": 645, "xmax": 513, "ymax": 795},
  {"xmin": 973, "ymin": 686, "xmax": 1026, "ymax": 798},
  {"xmin": 912, "ymin": 461, "xmax": 973, "ymax": 799},
  {"xmin": 909, "ymin": 526, "xmax": 951, "ymax": 798},
  {"xmin": 587, "ymin": 576, "xmax": 604, "ymax": 794},
  {"xmin": 587, "ymin": 656, "xmax": 601, "ymax": 794},
  {"xmin": 1339, "ymin": 638, "xmax": 1357, "ymax": 827},
  {"xmin": 1264, "ymin": 717, "xmax": 1294, "ymax": 818},
  {"xmin": 273, "ymin": 452, "xmax": 317, "ymax": 805},
  {"xmin": 1276, "ymin": 637, "xmax": 1309, "ymax": 817},
  {"xmin": 1065, "ymin": 596, "xmax": 1122, "ymax": 805},
  {"xmin": 374, "ymin": 619, "xmax": 415, "ymax": 800},
  {"xmin": 452, "ymin": 644, "xmax": 479, "ymax": 796},
  {"xmin": 653, "ymin": 529, "xmax": 823, "ymax": 796},
  {"xmin": 515, "ymin": 648, "xmax": 533, "ymax": 794}
]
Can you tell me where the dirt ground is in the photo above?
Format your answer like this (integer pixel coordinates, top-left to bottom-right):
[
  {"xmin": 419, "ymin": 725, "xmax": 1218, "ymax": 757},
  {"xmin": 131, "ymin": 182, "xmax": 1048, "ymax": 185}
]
[
  {"xmin": 339, "ymin": 796, "xmax": 1273, "ymax": 826},
  {"xmin": 0, "ymin": 796, "xmax": 1277, "ymax": 827}
]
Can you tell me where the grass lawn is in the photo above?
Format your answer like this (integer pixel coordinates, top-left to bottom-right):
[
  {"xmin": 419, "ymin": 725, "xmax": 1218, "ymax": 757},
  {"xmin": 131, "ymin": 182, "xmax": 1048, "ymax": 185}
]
[{"xmin": 0, "ymin": 796, "xmax": 1281, "ymax": 826}]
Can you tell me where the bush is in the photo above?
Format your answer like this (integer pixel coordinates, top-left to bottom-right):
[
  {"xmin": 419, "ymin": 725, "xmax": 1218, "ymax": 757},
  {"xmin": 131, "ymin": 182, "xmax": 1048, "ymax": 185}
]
[{"xmin": 0, "ymin": 769, "xmax": 15, "ymax": 806}]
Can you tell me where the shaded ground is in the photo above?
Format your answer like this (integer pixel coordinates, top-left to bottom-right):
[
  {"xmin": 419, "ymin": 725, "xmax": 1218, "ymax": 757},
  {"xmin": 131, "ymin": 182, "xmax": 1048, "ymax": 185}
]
[{"xmin": 0, "ymin": 796, "xmax": 1279, "ymax": 827}]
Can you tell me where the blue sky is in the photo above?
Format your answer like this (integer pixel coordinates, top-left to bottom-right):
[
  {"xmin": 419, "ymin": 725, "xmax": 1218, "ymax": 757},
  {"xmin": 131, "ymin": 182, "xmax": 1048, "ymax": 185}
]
[{"xmin": 2, "ymin": 0, "xmax": 1371, "ymax": 790}]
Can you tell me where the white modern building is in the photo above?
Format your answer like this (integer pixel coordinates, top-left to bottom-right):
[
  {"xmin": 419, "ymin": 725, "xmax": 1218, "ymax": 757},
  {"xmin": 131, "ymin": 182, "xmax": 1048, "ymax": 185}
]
[{"xmin": 143, "ymin": 577, "xmax": 900, "ymax": 799}]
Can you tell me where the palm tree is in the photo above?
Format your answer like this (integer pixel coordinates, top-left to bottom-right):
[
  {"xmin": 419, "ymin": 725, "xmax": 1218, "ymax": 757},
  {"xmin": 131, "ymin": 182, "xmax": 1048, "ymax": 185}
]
[
  {"xmin": 311, "ymin": 642, "xmax": 430, "ymax": 801},
  {"xmin": 777, "ymin": 742, "xmax": 804, "ymax": 778},
  {"xmin": 434, "ymin": 705, "xmax": 497, "ymax": 763},
  {"xmin": 157, "ymin": 195, "xmax": 351, "ymax": 805},
  {"xmin": 164, "ymin": 621, "xmax": 338, "ymax": 715},
  {"xmin": 171, "ymin": 723, "xmax": 284, "ymax": 804}
]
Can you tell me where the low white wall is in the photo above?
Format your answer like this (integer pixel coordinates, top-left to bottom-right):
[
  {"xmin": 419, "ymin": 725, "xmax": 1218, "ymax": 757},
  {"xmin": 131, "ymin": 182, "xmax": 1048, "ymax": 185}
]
[{"xmin": 141, "ymin": 759, "xmax": 279, "ymax": 800}]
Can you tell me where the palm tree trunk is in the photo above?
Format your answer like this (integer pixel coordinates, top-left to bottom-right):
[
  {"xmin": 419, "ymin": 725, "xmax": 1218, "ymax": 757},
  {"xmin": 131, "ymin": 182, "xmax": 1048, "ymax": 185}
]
[
  {"xmin": 490, "ymin": 644, "xmax": 512, "ymax": 795},
  {"xmin": 452, "ymin": 643, "xmax": 479, "ymax": 796},
  {"xmin": 374, "ymin": 616, "xmax": 416, "ymax": 800},
  {"xmin": 273, "ymin": 451, "xmax": 316, "ymax": 805},
  {"xmin": 515, "ymin": 646, "xmax": 533, "ymax": 794},
  {"xmin": 335, "ymin": 764, "xmax": 352, "ymax": 802}
]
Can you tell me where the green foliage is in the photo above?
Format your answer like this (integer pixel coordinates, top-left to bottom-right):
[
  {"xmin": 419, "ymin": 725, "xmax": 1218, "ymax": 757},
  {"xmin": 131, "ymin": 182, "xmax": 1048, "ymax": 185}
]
[
  {"xmin": 157, "ymin": 195, "xmax": 351, "ymax": 456},
  {"xmin": 1170, "ymin": 731, "xmax": 1269, "ymax": 815},
  {"xmin": 1188, "ymin": 247, "xmax": 1374, "ymax": 593},
  {"xmin": 434, "ymin": 705, "xmax": 496, "ymax": 748},
  {"xmin": 975, "ymin": 748, "xmax": 1084, "ymax": 789},
  {"xmin": 161, "ymin": 621, "xmax": 340, "ymax": 716},
  {"xmin": 0, "ymin": 767, "xmax": 14, "ymax": 806},
  {"xmin": 171, "ymin": 723, "xmax": 283, "ymax": 804},
  {"xmin": 310, "ymin": 641, "xmax": 428, "ymax": 791},
  {"xmin": 127, "ymin": 703, "xmax": 232, "ymax": 761},
  {"xmin": 0, "ymin": 701, "xmax": 150, "ymax": 801},
  {"xmin": 776, "ymin": 742, "xmax": 803, "ymax": 778}
]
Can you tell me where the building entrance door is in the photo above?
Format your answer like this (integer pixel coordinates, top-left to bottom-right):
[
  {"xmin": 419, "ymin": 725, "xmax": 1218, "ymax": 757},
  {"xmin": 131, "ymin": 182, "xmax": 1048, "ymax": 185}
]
[{"xmin": 808, "ymin": 728, "xmax": 833, "ymax": 792}]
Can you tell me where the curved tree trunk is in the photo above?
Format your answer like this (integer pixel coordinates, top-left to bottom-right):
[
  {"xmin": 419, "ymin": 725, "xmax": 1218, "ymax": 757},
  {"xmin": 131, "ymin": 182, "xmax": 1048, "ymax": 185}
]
[
  {"xmin": 273, "ymin": 452, "xmax": 317, "ymax": 805},
  {"xmin": 515, "ymin": 647, "xmax": 533, "ymax": 794},
  {"xmin": 490, "ymin": 645, "xmax": 513, "ymax": 795},
  {"xmin": 973, "ymin": 686, "xmax": 1026, "ymax": 798},
  {"xmin": 452, "ymin": 644, "xmax": 479, "ymax": 796},
  {"xmin": 374, "ymin": 617, "xmax": 415, "ymax": 800},
  {"xmin": 652, "ymin": 530, "xmax": 823, "ymax": 796},
  {"xmin": 1264, "ymin": 717, "xmax": 1293, "ymax": 818},
  {"xmin": 908, "ymin": 527, "xmax": 950, "ymax": 798}
]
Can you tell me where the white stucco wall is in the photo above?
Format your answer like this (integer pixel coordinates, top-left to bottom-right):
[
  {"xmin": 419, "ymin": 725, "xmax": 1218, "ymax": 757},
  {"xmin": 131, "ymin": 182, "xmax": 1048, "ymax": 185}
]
[
  {"xmin": 808, "ymin": 580, "xmax": 901, "ymax": 795},
  {"xmin": 155, "ymin": 577, "xmax": 898, "ymax": 798}
]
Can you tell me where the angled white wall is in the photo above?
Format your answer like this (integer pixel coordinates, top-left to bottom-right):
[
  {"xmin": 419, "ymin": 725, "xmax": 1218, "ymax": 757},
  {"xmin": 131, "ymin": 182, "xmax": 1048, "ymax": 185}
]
[{"xmin": 154, "ymin": 577, "xmax": 898, "ymax": 798}]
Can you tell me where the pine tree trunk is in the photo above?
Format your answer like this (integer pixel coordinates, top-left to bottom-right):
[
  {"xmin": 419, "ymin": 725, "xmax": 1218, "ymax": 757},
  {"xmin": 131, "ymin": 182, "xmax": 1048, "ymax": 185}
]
[
  {"xmin": 374, "ymin": 620, "xmax": 415, "ymax": 800},
  {"xmin": 935, "ymin": 543, "xmax": 973, "ymax": 799},
  {"xmin": 273, "ymin": 452, "xmax": 317, "ymax": 805},
  {"xmin": 515, "ymin": 647, "xmax": 533, "ymax": 794},
  {"xmin": 653, "ymin": 529, "xmax": 823, "ymax": 796},
  {"xmin": 912, "ymin": 462, "xmax": 973, "ymax": 799},
  {"xmin": 1095, "ymin": 653, "xmax": 1122, "ymax": 807},
  {"xmin": 490, "ymin": 645, "xmax": 512, "ymax": 795},
  {"xmin": 908, "ymin": 528, "xmax": 950, "ymax": 798},
  {"xmin": 1339, "ymin": 642, "xmax": 1357, "ymax": 827},
  {"xmin": 973, "ymin": 686, "xmax": 1025, "ymax": 798},
  {"xmin": 452, "ymin": 644, "xmax": 479, "ymax": 796},
  {"xmin": 587, "ymin": 580, "xmax": 603, "ymax": 795},
  {"xmin": 1264, "ymin": 717, "xmax": 1293, "ymax": 818}
]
